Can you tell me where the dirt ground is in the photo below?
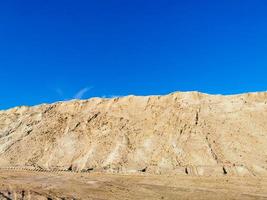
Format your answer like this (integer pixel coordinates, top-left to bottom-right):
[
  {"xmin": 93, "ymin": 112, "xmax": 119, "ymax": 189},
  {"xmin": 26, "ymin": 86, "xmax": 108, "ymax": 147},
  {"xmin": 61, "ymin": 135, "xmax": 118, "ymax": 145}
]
[{"xmin": 0, "ymin": 170, "xmax": 267, "ymax": 200}]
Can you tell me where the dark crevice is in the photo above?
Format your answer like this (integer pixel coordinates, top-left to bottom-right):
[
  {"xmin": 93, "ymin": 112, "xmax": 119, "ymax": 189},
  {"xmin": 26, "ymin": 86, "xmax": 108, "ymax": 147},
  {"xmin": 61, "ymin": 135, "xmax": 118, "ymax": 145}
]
[
  {"xmin": 74, "ymin": 122, "xmax": 81, "ymax": 129},
  {"xmin": 222, "ymin": 166, "xmax": 227, "ymax": 175},
  {"xmin": 87, "ymin": 112, "xmax": 100, "ymax": 124},
  {"xmin": 67, "ymin": 165, "xmax": 73, "ymax": 171},
  {"xmin": 26, "ymin": 129, "xmax": 33, "ymax": 136},
  {"xmin": 139, "ymin": 167, "xmax": 147, "ymax": 173},
  {"xmin": 205, "ymin": 135, "xmax": 219, "ymax": 163},
  {"xmin": 195, "ymin": 111, "xmax": 199, "ymax": 125},
  {"xmin": 185, "ymin": 167, "xmax": 188, "ymax": 174},
  {"xmin": 81, "ymin": 168, "xmax": 94, "ymax": 172}
]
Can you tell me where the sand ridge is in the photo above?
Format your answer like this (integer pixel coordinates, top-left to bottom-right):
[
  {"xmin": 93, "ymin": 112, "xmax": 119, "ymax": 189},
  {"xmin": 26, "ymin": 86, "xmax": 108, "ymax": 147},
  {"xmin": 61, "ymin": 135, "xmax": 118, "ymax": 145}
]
[{"xmin": 0, "ymin": 91, "xmax": 267, "ymax": 176}]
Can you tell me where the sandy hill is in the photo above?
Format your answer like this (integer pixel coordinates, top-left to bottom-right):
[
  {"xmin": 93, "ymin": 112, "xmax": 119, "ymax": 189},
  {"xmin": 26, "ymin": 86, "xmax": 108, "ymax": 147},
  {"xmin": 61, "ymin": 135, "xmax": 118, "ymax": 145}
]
[{"xmin": 0, "ymin": 91, "xmax": 267, "ymax": 176}]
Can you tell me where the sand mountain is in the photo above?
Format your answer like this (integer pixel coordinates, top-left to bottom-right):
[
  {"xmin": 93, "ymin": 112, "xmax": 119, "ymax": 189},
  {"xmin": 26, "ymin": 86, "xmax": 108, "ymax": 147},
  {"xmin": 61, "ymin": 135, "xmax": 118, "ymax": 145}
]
[{"xmin": 0, "ymin": 91, "xmax": 267, "ymax": 176}]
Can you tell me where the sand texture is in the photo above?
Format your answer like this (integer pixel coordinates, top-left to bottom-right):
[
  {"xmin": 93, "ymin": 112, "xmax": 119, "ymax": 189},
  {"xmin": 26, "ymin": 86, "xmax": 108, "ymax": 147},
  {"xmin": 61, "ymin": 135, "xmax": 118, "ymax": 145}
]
[{"xmin": 0, "ymin": 91, "xmax": 267, "ymax": 176}]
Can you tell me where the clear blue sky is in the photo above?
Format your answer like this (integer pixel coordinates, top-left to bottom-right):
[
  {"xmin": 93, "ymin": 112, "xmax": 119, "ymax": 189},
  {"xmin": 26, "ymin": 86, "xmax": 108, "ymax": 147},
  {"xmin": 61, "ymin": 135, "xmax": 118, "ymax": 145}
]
[{"xmin": 1, "ymin": 0, "xmax": 267, "ymax": 109}]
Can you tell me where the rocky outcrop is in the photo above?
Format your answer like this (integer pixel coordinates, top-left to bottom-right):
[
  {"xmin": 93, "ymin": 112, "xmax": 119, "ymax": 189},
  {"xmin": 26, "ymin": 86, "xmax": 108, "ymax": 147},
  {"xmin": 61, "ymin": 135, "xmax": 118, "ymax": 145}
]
[{"xmin": 1, "ymin": 91, "xmax": 267, "ymax": 176}]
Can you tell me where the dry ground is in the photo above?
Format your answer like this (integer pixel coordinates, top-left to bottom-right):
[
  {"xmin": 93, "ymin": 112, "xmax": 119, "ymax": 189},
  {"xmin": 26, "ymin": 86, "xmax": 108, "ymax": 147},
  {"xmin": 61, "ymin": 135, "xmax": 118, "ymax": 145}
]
[
  {"xmin": 0, "ymin": 170, "xmax": 267, "ymax": 200},
  {"xmin": 1, "ymin": 92, "xmax": 267, "ymax": 175},
  {"xmin": 1, "ymin": 92, "xmax": 267, "ymax": 199}
]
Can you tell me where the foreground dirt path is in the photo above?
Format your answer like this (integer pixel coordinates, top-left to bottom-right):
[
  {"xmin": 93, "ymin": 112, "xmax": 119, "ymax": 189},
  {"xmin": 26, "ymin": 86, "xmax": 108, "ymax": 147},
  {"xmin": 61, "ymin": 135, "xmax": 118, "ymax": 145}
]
[{"xmin": 0, "ymin": 170, "xmax": 267, "ymax": 200}]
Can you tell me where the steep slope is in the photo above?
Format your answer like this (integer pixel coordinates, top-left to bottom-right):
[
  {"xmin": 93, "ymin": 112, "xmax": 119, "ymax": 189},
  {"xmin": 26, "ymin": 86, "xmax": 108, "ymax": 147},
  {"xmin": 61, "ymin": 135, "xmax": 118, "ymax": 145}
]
[{"xmin": 0, "ymin": 91, "xmax": 267, "ymax": 176}]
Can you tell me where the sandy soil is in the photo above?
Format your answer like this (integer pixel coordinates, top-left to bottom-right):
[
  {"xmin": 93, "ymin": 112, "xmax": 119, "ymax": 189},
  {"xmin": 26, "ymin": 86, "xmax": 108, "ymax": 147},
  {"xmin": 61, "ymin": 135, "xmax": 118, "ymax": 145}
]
[
  {"xmin": 1, "ymin": 92, "xmax": 267, "ymax": 199},
  {"xmin": 1, "ymin": 91, "xmax": 267, "ymax": 176},
  {"xmin": 0, "ymin": 170, "xmax": 267, "ymax": 200}
]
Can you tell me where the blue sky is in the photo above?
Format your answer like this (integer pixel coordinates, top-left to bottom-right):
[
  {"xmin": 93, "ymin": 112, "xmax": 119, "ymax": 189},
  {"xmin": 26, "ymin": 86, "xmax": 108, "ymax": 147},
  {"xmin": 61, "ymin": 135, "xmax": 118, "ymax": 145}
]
[{"xmin": 1, "ymin": 0, "xmax": 267, "ymax": 109}]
